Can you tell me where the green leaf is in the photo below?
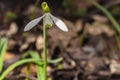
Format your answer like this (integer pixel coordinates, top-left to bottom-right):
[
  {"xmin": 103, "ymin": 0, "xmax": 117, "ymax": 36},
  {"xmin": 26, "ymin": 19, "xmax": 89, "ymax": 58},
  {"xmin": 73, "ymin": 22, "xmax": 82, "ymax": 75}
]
[
  {"xmin": 29, "ymin": 51, "xmax": 44, "ymax": 80},
  {"xmin": 0, "ymin": 59, "xmax": 43, "ymax": 80},
  {"xmin": 48, "ymin": 57, "xmax": 63, "ymax": 64},
  {"xmin": 0, "ymin": 38, "xmax": 8, "ymax": 73}
]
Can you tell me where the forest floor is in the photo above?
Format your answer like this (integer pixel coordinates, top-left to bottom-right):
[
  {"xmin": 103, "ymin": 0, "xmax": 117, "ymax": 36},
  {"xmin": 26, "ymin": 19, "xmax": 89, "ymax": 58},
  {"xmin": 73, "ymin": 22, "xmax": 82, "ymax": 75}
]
[{"xmin": 1, "ymin": 0, "xmax": 120, "ymax": 80}]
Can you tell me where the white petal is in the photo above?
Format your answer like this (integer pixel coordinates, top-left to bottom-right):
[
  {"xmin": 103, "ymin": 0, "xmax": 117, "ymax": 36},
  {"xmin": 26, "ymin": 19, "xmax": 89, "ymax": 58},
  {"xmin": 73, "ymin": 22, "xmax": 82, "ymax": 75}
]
[
  {"xmin": 24, "ymin": 15, "xmax": 45, "ymax": 31},
  {"xmin": 43, "ymin": 13, "xmax": 53, "ymax": 27},
  {"xmin": 49, "ymin": 13, "xmax": 68, "ymax": 32}
]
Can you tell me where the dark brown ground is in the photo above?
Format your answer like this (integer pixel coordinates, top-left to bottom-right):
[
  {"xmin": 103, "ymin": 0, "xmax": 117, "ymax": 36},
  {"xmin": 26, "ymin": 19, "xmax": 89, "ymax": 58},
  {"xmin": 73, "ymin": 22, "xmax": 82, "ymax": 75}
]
[{"xmin": 1, "ymin": 0, "xmax": 120, "ymax": 80}]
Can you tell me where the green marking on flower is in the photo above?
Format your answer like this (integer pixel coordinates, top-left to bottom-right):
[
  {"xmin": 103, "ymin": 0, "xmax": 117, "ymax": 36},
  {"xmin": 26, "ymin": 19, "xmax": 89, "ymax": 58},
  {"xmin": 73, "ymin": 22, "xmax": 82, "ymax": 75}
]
[
  {"xmin": 45, "ymin": 24, "xmax": 51, "ymax": 28},
  {"xmin": 41, "ymin": 2, "xmax": 50, "ymax": 13}
]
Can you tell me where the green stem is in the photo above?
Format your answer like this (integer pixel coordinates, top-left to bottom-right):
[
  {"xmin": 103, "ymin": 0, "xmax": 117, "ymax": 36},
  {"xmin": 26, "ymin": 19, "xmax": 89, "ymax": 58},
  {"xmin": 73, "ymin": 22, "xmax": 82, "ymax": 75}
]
[
  {"xmin": 90, "ymin": 1, "xmax": 120, "ymax": 34},
  {"xmin": 43, "ymin": 25, "xmax": 47, "ymax": 80},
  {"xmin": 0, "ymin": 59, "xmax": 42, "ymax": 80},
  {"xmin": 31, "ymin": 0, "xmax": 41, "ymax": 19}
]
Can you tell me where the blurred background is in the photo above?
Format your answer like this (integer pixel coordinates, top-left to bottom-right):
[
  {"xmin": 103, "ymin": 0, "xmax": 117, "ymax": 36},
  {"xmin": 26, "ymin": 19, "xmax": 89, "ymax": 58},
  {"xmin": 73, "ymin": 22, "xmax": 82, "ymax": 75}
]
[{"xmin": 1, "ymin": 0, "xmax": 120, "ymax": 80}]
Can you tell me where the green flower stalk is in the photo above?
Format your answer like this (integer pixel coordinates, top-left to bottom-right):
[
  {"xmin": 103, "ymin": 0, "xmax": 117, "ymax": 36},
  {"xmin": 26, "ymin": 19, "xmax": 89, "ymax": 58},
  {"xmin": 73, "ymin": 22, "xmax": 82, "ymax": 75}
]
[
  {"xmin": 41, "ymin": 2, "xmax": 50, "ymax": 13},
  {"xmin": 24, "ymin": 1, "xmax": 68, "ymax": 80}
]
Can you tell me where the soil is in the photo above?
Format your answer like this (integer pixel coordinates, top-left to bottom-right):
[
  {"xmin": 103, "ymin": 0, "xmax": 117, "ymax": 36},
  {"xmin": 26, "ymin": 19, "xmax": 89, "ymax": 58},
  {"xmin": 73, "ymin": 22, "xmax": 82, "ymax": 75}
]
[{"xmin": 1, "ymin": 0, "xmax": 120, "ymax": 80}]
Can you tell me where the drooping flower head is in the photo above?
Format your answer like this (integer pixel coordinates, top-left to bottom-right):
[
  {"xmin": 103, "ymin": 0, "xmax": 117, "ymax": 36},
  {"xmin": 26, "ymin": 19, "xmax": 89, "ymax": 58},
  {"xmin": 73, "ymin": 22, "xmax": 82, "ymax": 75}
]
[{"xmin": 24, "ymin": 1, "xmax": 68, "ymax": 32}]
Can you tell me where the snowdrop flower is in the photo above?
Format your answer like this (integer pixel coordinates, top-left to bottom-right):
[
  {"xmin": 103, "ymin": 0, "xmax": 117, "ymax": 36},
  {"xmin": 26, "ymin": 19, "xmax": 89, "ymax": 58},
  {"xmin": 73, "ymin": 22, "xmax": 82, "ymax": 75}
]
[{"xmin": 24, "ymin": 2, "xmax": 68, "ymax": 32}]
